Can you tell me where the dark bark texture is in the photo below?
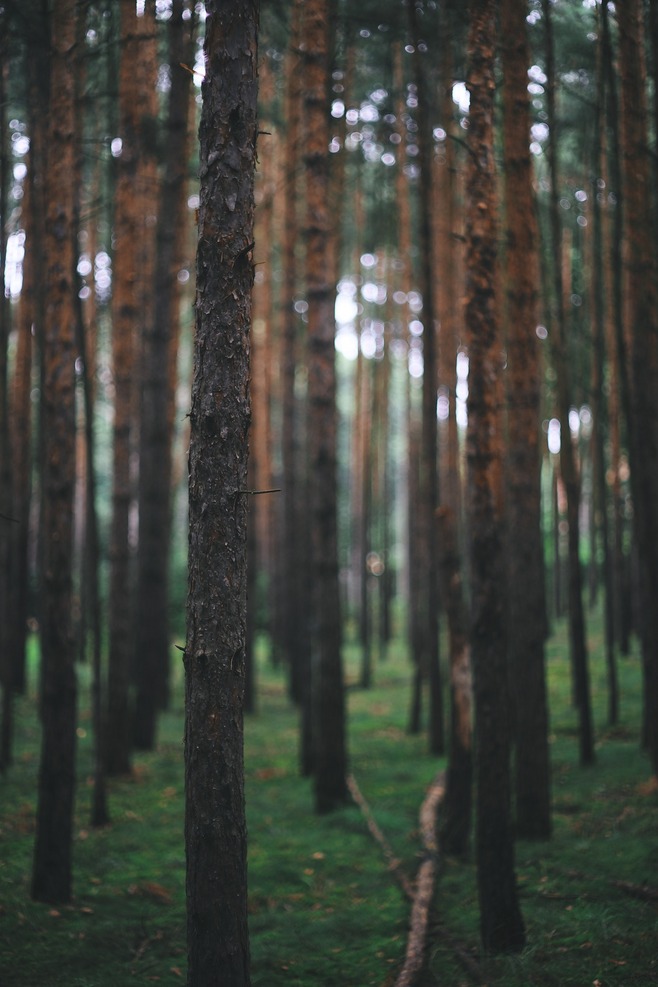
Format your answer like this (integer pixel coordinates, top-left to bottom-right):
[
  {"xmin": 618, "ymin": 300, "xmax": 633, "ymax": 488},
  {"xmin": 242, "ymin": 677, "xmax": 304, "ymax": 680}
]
[{"xmin": 184, "ymin": 3, "xmax": 258, "ymax": 985}]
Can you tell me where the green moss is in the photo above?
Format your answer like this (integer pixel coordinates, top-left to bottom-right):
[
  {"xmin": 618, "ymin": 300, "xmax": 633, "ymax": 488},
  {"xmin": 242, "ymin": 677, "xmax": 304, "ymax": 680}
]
[{"xmin": 1, "ymin": 612, "xmax": 657, "ymax": 985}]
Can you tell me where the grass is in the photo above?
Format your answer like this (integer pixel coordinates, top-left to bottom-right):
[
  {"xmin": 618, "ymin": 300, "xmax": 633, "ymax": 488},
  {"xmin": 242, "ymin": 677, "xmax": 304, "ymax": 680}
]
[{"xmin": 1, "ymin": 610, "xmax": 657, "ymax": 986}]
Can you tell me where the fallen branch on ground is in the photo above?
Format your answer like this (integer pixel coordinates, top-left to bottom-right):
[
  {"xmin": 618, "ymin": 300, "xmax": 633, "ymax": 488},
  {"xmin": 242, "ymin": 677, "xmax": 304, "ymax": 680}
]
[
  {"xmin": 348, "ymin": 771, "xmax": 485, "ymax": 987},
  {"xmin": 393, "ymin": 773, "xmax": 445, "ymax": 987},
  {"xmin": 346, "ymin": 774, "xmax": 414, "ymax": 900}
]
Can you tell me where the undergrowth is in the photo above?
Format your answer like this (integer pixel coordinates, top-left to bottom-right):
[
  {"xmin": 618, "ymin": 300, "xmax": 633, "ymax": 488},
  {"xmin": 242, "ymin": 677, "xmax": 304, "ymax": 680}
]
[{"xmin": 1, "ymin": 610, "xmax": 657, "ymax": 986}]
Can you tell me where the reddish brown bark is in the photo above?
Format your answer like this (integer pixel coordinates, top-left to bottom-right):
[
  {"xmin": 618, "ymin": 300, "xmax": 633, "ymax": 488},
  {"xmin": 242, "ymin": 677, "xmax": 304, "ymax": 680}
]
[
  {"xmin": 106, "ymin": 0, "xmax": 142, "ymax": 777},
  {"xmin": 465, "ymin": 0, "xmax": 525, "ymax": 953},
  {"xmin": 31, "ymin": 0, "xmax": 78, "ymax": 905},
  {"xmin": 501, "ymin": 0, "xmax": 551, "ymax": 839}
]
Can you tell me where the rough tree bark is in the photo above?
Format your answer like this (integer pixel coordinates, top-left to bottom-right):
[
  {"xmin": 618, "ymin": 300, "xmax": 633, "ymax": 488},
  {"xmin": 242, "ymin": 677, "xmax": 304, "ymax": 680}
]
[
  {"xmin": 465, "ymin": 0, "xmax": 525, "ymax": 953},
  {"xmin": 184, "ymin": 2, "xmax": 258, "ymax": 984},
  {"xmin": 31, "ymin": 0, "xmax": 78, "ymax": 905},
  {"xmin": 501, "ymin": 0, "xmax": 551, "ymax": 839}
]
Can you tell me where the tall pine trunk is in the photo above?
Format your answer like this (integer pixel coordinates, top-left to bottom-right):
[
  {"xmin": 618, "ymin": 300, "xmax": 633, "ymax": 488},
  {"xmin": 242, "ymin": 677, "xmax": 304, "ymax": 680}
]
[
  {"xmin": 501, "ymin": 0, "xmax": 551, "ymax": 839},
  {"xmin": 134, "ymin": 0, "xmax": 194, "ymax": 750},
  {"xmin": 303, "ymin": 0, "xmax": 348, "ymax": 813},
  {"xmin": 0, "ymin": 35, "xmax": 13, "ymax": 771},
  {"xmin": 542, "ymin": 0, "xmax": 594, "ymax": 767},
  {"xmin": 617, "ymin": 0, "xmax": 658, "ymax": 776},
  {"xmin": 184, "ymin": 3, "xmax": 257, "ymax": 983},
  {"xmin": 465, "ymin": 0, "xmax": 525, "ymax": 953},
  {"xmin": 106, "ymin": 1, "xmax": 142, "ymax": 777},
  {"xmin": 32, "ymin": 0, "xmax": 78, "ymax": 905},
  {"xmin": 408, "ymin": 0, "xmax": 443, "ymax": 757}
]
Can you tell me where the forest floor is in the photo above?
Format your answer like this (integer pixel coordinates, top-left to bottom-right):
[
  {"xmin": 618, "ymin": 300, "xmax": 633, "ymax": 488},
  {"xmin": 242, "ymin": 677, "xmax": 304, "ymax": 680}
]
[{"xmin": 1, "ymin": 610, "xmax": 657, "ymax": 986}]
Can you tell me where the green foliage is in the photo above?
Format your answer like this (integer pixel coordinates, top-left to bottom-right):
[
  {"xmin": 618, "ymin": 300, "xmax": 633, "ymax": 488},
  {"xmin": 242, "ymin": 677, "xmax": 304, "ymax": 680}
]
[{"xmin": 1, "ymin": 616, "xmax": 657, "ymax": 986}]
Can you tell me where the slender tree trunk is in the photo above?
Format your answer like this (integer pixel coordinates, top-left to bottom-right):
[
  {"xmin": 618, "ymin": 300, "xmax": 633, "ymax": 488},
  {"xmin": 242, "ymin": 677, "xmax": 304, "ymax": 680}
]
[
  {"xmin": 303, "ymin": 0, "xmax": 348, "ymax": 813},
  {"xmin": 600, "ymin": 4, "xmax": 625, "ymax": 663},
  {"xmin": 7, "ymin": 161, "xmax": 34, "ymax": 705},
  {"xmin": 465, "ymin": 0, "xmax": 525, "ymax": 953},
  {"xmin": 501, "ymin": 0, "xmax": 551, "ymax": 839},
  {"xmin": 436, "ymin": 21, "xmax": 462, "ymax": 533},
  {"xmin": 31, "ymin": 0, "xmax": 78, "ymax": 904},
  {"xmin": 601, "ymin": 0, "xmax": 631, "ymax": 658},
  {"xmin": 408, "ymin": 0, "xmax": 443, "ymax": 757},
  {"xmin": 436, "ymin": 507, "xmax": 472, "ymax": 857},
  {"xmin": 542, "ymin": 0, "xmax": 594, "ymax": 767},
  {"xmin": 106, "ymin": 0, "xmax": 142, "ymax": 777},
  {"xmin": 184, "ymin": 3, "xmax": 257, "ymax": 983},
  {"xmin": 0, "ymin": 35, "xmax": 13, "ymax": 771},
  {"xmin": 407, "ymin": 404, "xmax": 424, "ymax": 734},
  {"xmin": 592, "ymin": 13, "xmax": 618, "ymax": 725},
  {"xmin": 249, "ymin": 55, "xmax": 277, "ymax": 666},
  {"xmin": 280, "ymin": 0, "xmax": 305, "ymax": 703},
  {"xmin": 134, "ymin": 0, "xmax": 194, "ymax": 750},
  {"xmin": 71, "ymin": 1, "xmax": 109, "ymax": 828},
  {"xmin": 356, "ymin": 349, "xmax": 373, "ymax": 688},
  {"xmin": 392, "ymin": 45, "xmax": 424, "ymax": 735},
  {"xmin": 617, "ymin": 0, "xmax": 658, "ymax": 775}
]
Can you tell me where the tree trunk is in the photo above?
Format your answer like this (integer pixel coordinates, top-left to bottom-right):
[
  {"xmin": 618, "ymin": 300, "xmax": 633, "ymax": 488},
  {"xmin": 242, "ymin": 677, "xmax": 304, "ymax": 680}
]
[
  {"xmin": 0, "ymin": 33, "xmax": 14, "ymax": 771},
  {"xmin": 542, "ymin": 0, "xmax": 594, "ymax": 767},
  {"xmin": 184, "ymin": 3, "xmax": 257, "ymax": 983},
  {"xmin": 71, "ymin": 1, "xmax": 109, "ymax": 828},
  {"xmin": 501, "ymin": 0, "xmax": 551, "ymax": 840},
  {"xmin": 134, "ymin": 0, "xmax": 194, "ymax": 750},
  {"xmin": 249, "ymin": 54, "xmax": 277, "ymax": 670},
  {"xmin": 303, "ymin": 0, "xmax": 349, "ymax": 813},
  {"xmin": 601, "ymin": 0, "xmax": 631, "ymax": 659},
  {"xmin": 356, "ymin": 348, "xmax": 373, "ymax": 688},
  {"xmin": 31, "ymin": 0, "xmax": 78, "ymax": 905},
  {"xmin": 465, "ymin": 0, "xmax": 525, "ymax": 953},
  {"xmin": 408, "ymin": 0, "xmax": 443, "ymax": 758},
  {"xmin": 591, "ymin": 13, "xmax": 619, "ymax": 726},
  {"xmin": 436, "ymin": 507, "xmax": 472, "ymax": 857},
  {"xmin": 617, "ymin": 0, "xmax": 658, "ymax": 776},
  {"xmin": 280, "ymin": 0, "xmax": 306, "ymax": 706},
  {"xmin": 392, "ymin": 45, "xmax": 424, "ymax": 735},
  {"xmin": 106, "ymin": 0, "xmax": 143, "ymax": 777},
  {"xmin": 436, "ymin": 13, "xmax": 462, "ymax": 537}
]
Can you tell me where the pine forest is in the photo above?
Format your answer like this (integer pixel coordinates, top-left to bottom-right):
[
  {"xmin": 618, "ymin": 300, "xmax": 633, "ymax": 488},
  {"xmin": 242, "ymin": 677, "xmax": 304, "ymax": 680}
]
[{"xmin": 1, "ymin": 1, "xmax": 658, "ymax": 985}]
